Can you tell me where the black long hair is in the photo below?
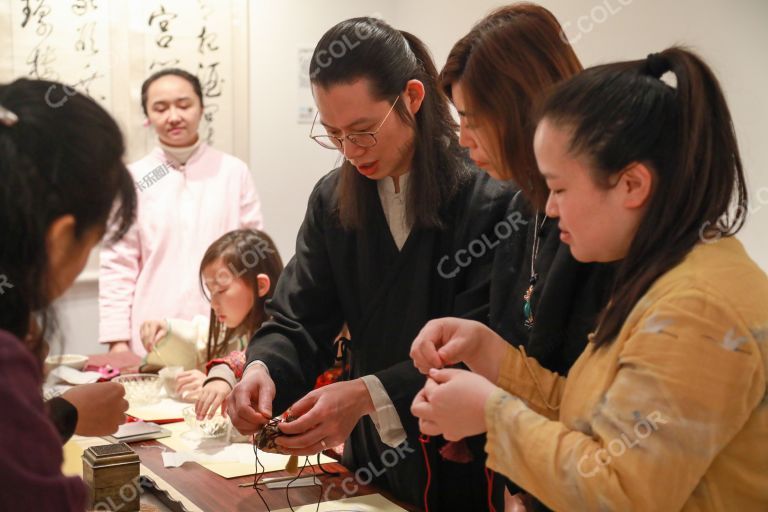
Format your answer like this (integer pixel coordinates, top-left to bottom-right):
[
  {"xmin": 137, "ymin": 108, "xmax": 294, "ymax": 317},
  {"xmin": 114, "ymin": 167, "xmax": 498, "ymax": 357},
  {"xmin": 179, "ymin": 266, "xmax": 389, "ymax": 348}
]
[
  {"xmin": 0, "ymin": 79, "xmax": 136, "ymax": 353},
  {"xmin": 538, "ymin": 47, "xmax": 747, "ymax": 346},
  {"xmin": 309, "ymin": 17, "xmax": 469, "ymax": 230}
]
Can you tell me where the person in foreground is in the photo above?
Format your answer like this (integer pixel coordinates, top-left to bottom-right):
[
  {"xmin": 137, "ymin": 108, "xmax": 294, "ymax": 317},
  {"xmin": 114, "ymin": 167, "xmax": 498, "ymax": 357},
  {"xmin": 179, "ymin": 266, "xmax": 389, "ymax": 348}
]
[
  {"xmin": 411, "ymin": 47, "xmax": 768, "ymax": 511},
  {"xmin": 0, "ymin": 79, "xmax": 136, "ymax": 510}
]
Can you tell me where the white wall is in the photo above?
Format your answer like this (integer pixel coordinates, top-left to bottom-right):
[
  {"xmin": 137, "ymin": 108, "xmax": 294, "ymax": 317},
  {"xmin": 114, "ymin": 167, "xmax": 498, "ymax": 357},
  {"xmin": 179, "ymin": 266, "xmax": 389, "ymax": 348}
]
[
  {"xmin": 54, "ymin": 281, "xmax": 99, "ymax": 356},
  {"xmin": 54, "ymin": 0, "xmax": 768, "ymax": 356}
]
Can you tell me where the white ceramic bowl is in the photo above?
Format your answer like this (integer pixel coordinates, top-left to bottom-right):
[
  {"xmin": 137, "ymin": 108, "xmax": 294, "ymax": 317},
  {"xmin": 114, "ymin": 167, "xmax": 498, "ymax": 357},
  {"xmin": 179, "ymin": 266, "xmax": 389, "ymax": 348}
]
[
  {"xmin": 182, "ymin": 406, "xmax": 231, "ymax": 439},
  {"xmin": 113, "ymin": 373, "xmax": 162, "ymax": 406},
  {"xmin": 44, "ymin": 354, "xmax": 88, "ymax": 372}
]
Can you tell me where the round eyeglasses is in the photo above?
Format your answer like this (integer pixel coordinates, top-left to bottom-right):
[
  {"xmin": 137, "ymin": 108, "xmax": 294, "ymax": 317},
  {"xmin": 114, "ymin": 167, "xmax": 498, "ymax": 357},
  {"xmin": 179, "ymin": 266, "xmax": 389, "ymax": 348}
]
[{"xmin": 309, "ymin": 96, "xmax": 400, "ymax": 150}]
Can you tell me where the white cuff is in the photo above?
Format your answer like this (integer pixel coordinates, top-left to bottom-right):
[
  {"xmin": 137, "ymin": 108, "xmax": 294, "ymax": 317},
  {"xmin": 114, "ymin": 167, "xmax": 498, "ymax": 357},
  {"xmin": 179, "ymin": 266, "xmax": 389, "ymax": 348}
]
[
  {"xmin": 360, "ymin": 375, "xmax": 407, "ymax": 447},
  {"xmin": 243, "ymin": 360, "xmax": 270, "ymax": 376}
]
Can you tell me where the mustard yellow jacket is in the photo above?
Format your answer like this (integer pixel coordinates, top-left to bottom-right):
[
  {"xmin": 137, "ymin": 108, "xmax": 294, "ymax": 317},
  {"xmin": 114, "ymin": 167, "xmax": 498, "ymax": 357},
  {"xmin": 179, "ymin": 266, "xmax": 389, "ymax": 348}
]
[{"xmin": 485, "ymin": 237, "xmax": 768, "ymax": 511}]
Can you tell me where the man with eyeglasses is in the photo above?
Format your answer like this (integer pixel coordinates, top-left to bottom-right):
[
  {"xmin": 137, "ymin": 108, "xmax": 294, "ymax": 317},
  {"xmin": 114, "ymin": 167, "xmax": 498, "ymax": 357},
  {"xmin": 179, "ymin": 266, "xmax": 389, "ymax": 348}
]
[{"xmin": 228, "ymin": 17, "xmax": 518, "ymax": 510}]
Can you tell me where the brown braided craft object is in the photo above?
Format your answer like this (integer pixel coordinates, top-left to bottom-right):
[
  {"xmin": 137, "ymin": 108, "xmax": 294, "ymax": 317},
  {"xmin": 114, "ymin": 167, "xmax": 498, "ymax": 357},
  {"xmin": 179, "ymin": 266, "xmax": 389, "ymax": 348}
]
[{"xmin": 255, "ymin": 414, "xmax": 296, "ymax": 454}]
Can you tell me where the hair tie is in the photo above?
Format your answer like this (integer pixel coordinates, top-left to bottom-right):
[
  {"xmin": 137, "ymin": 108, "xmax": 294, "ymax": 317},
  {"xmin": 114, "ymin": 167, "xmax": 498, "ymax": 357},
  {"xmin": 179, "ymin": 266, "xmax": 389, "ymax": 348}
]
[
  {"xmin": 0, "ymin": 105, "xmax": 19, "ymax": 127},
  {"xmin": 645, "ymin": 52, "xmax": 670, "ymax": 79}
]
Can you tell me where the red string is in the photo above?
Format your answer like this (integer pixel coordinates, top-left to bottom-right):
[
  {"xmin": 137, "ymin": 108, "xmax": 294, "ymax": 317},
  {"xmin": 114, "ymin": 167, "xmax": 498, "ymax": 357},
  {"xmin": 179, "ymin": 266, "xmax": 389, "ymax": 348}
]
[
  {"xmin": 485, "ymin": 467, "xmax": 497, "ymax": 512},
  {"xmin": 420, "ymin": 434, "xmax": 497, "ymax": 512},
  {"xmin": 419, "ymin": 434, "xmax": 432, "ymax": 512}
]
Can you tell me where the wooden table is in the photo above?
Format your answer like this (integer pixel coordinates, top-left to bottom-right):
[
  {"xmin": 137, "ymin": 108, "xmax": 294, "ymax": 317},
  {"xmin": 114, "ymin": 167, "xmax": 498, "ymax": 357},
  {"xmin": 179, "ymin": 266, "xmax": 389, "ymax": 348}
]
[
  {"xmin": 86, "ymin": 353, "xmax": 418, "ymax": 511},
  {"xmin": 130, "ymin": 439, "xmax": 416, "ymax": 511}
]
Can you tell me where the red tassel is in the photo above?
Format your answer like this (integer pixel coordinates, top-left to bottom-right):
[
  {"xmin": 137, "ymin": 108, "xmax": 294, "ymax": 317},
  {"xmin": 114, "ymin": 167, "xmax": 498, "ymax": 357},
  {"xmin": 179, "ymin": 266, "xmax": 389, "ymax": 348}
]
[{"xmin": 439, "ymin": 440, "xmax": 474, "ymax": 463}]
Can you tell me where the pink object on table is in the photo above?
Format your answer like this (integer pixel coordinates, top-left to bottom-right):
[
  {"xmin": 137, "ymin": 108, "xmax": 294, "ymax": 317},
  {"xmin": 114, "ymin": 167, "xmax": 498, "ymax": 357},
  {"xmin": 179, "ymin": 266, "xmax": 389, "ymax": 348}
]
[{"xmin": 80, "ymin": 364, "xmax": 121, "ymax": 381}]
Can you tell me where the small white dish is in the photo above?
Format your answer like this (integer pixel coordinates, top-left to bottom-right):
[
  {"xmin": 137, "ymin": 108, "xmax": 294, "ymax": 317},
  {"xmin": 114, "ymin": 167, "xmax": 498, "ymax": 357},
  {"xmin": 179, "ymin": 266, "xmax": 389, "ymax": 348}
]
[{"xmin": 44, "ymin": 354, "xmax": 88, "ymax": 372}]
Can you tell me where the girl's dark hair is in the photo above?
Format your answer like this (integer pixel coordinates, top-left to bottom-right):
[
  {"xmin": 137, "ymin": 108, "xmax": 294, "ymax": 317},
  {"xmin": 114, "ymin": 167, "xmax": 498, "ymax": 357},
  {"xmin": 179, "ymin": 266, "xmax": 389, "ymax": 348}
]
[
  {"xmin": 199, "ymin": 229, "xmax": 284, "ymax": 361},
  {"xmin": 0, "ymin": 79, "xmax": 136, "ymax": 350},
  {"xmin": 440, "ymin": 3, "xmax": 582, "ymax": 210},
  {"xmin": 309, "ymin": 17, "xmax": 469, "ymax": 230},
  {"xmin": 140, "ymin": 68, "xmax": 204, "ymax": 116},
  {"xmin": 539, "ymin": 47, "xmax": 747, "ymax": 346}
]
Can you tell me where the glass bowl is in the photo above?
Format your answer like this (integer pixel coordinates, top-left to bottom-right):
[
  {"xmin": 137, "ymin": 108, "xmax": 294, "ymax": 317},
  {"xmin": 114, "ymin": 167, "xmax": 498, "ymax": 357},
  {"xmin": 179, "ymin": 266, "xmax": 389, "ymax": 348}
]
[
  {"xmin": 113, "ymin": 373, "xmax": 162, "ymax": 406},
  {"xmin": 158, "ymin": 365, "xmax": 184, "ymax": 399},
  {"xmin": 182, "ymin": 406, "xmax": 231, "ymax": 440}
]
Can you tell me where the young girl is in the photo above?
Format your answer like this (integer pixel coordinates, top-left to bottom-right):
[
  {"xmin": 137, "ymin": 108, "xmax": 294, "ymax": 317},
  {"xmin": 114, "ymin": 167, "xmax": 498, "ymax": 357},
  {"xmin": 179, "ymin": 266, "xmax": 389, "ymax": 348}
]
[
  {"xmin": 411, "ymin": 47, "xmax": 768, "ymax": 510},
  {"xmin": 140, "ymin": 229, "xmax": 283, "ymax": 418},
  {"xmin": 0, "ymin": 79, "xmax": 136, "ymax": 510}
]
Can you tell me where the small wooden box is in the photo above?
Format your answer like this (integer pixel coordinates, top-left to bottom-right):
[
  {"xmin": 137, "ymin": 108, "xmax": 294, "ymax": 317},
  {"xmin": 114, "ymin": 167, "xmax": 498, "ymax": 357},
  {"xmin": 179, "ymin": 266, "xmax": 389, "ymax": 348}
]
[{"xmin": 82, "ymin": 443, "xmax": 140, "ymax": 511}]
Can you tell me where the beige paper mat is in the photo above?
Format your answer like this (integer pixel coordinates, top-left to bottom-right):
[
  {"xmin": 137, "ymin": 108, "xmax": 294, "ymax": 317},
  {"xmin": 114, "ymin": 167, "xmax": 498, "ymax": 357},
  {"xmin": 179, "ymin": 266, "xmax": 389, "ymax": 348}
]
[
  {"xmin": 62, "ymin": 435, "xmax": 108, "ymax": 476},
  {"xmin": 62, "ymin": 438, "xmax": 85, "ymax": 476},
  {"xmin": 157, "ymin": 422, "xmax": 336, "ymax": 478},
  {"xmin": 127, "ymin": 398, "xmax": 191, "ymax": 422}
]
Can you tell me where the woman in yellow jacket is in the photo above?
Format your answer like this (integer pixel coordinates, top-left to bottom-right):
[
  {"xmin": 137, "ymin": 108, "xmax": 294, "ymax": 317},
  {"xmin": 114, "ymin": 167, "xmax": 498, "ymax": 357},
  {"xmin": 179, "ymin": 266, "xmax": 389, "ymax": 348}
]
[{"xmin": 410, "ymin": 47, "xmax": 768, "ymax": 511}]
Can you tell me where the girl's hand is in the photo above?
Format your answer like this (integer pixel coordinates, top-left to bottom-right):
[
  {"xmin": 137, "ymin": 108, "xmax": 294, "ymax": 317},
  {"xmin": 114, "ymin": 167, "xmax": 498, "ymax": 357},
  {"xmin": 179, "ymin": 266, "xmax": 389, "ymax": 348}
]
[
  {"xmin": 139, "ymin": 320, "xmax": 168, "ymax": 352},
  {"xmin": 196, "ymin": 379, "xmax": 232, "ymax": 420},
  {"xmin": 410, "ymin": 368, "xmax": 497, "ymax": 441},
  {"xmin": 176, "ymin": 369, "xmax": 206, "ymax": 401}
]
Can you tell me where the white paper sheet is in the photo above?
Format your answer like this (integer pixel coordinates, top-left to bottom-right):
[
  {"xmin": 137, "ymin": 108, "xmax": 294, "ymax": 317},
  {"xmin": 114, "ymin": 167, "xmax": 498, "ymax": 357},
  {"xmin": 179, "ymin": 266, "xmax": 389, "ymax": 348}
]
[{"xmin": 157, "ymin": 422, "xmax": 336, "ymax": 478}]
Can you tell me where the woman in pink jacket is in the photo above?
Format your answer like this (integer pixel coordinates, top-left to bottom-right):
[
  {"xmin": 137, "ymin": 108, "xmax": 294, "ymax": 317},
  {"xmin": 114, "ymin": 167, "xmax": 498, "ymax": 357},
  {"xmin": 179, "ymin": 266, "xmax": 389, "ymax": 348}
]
[{"xmin": 99, "ymin": 68, "xmax": 264, "ymax": 356}]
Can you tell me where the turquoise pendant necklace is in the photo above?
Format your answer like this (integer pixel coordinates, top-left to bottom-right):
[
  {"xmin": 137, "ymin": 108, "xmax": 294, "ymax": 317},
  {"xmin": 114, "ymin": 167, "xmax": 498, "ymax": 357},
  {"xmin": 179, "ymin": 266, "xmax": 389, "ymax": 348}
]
[{"xmin": 523, "ymin": 213, "xmax": 546, "ymax": 329}]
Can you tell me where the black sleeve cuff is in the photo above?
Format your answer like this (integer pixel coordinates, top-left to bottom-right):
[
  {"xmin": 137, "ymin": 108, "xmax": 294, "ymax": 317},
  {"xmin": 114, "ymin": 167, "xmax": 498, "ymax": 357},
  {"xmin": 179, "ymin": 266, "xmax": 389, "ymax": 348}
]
[{"xmin": 47, "ymin": 396, "xmax": 78, "ymax": 443}]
